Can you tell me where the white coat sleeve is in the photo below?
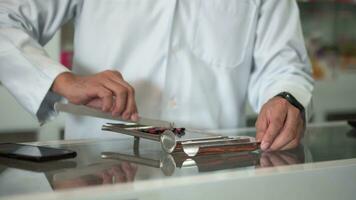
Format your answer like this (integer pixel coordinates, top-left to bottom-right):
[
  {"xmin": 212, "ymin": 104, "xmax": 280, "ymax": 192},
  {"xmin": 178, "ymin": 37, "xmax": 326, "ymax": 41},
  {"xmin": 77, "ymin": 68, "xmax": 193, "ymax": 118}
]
[
  {"xmin": 248, "ymin": 0, "xmax": 314, "ymax": 118},
  {"xmin": 0, "ymin": 0, "xmax": 82, "ymax": 123}
]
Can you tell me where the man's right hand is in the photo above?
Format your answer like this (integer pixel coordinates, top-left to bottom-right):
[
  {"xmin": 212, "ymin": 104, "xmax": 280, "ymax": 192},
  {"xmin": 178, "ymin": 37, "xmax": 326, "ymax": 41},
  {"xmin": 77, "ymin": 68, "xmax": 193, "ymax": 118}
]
[{"xmin": 52, "ymin": 70, "xmax": 138, "ymax": 121}]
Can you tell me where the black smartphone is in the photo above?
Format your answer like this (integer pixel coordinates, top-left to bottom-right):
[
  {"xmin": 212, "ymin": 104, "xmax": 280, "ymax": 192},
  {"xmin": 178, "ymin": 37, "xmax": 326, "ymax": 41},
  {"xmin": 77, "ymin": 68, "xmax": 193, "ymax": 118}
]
[
  {"xmin": 0, "ymin": 143, "xmax": 77, "ymax": 162},
  {"xmin": 348, "ymin": 120, "xmax": 356, "ymax": 129}
]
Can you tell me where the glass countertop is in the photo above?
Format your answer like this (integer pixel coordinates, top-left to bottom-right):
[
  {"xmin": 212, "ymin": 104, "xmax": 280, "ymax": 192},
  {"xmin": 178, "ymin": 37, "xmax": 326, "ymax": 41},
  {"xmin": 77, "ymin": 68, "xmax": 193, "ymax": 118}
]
[{"xmin": 1, "ymin": 121, "xmax": 356, "ymax": 199}]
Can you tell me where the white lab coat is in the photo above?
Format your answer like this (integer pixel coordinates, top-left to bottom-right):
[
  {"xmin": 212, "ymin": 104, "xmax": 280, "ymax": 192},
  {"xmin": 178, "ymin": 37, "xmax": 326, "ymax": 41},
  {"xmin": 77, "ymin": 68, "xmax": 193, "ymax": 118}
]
[{"xmin": 0, "ymin": 0, "xmax": 313, "ymax": 139}]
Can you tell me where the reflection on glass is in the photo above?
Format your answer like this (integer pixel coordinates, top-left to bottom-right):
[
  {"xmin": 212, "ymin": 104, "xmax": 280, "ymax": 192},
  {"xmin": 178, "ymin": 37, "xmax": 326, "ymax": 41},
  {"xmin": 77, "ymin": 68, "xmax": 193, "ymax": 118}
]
[
  {"xmin": 101, "ymin": 146, "xmax": 306, "ymax": 177},
  {"xmin": 102, "ymin": 151, "xmax": 261, "ymax": 176},
  {"xmin": 258, "ymin": 147, "xmax": 305, "ymax": 168},
  {"xmin": 51, "ymin": 162, "xmax": 137, "ymax": 190}
]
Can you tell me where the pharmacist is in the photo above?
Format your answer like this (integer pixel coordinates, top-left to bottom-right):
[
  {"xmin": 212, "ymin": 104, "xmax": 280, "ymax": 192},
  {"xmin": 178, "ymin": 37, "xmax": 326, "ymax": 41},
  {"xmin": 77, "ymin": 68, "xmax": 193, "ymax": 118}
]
[{"xmin": 0, "ymin": 0, "xmax": 313, "ymax": 151}]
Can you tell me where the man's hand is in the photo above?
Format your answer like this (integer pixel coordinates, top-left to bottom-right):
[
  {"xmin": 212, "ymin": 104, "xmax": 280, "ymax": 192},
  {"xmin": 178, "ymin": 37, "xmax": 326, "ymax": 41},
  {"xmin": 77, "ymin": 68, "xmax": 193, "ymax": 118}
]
[
  {"xmin": 52, "ymin": 70, "xmax": 138, "ymax": 121},
  {"xmin": 255, "ymin": 96, "xmax": 305, "ymax": 151}
]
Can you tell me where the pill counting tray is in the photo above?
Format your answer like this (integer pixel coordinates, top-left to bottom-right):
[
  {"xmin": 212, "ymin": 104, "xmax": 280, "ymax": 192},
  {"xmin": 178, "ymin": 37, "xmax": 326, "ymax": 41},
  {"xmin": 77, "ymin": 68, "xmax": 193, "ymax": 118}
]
[{"xmin": 102, "ymin": 123, "xmax": 261, "ymax": 157}]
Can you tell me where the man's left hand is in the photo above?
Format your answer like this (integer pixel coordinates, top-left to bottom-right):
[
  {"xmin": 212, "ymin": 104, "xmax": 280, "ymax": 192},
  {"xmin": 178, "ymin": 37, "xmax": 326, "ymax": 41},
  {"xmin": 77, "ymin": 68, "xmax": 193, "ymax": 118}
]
[{"xmin": 255, "ymin": 96, "xmax": 305, "ymax": 151}]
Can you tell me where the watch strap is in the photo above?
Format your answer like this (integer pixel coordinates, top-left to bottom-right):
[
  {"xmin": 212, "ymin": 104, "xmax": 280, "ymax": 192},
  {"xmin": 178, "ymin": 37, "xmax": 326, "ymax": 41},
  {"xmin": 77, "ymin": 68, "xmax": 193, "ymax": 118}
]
[{"xmin": 275, "ymin": 92, "xmax": 305, "ymax": 113}]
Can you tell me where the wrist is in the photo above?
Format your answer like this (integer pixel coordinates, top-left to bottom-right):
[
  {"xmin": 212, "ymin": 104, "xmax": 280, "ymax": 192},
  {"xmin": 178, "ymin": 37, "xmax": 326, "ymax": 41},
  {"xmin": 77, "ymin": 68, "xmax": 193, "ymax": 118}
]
[
  {"xmin": 275, "ymin": 91, "xmax": 306, "ymax": 121},
  {"xmin": 52, "ymin": 72, "xmax": 76, "ymax": 97}
]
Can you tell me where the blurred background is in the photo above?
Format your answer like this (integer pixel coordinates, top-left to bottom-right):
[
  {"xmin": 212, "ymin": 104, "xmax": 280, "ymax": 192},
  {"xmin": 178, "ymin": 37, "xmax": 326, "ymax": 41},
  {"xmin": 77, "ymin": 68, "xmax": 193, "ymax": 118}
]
[{"xmin": 0, "ymin": 0, "xmax": 355, "ymax": 143}]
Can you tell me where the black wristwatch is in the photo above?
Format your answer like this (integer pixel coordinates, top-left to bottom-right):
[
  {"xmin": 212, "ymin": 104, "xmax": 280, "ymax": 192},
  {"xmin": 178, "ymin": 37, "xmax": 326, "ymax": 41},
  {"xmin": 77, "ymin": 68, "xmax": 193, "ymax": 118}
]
[{"xmin": 275, "ymin": 92, "xmax": 305, "ymax": 113}]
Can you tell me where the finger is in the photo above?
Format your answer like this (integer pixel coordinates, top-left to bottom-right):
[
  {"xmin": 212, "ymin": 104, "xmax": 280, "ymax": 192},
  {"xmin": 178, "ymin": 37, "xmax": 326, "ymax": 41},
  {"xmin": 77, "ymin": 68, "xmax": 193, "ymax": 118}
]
[
  {"xmin": 267, "ymin": 152, "xmax": 289, "ymax": 166},
  {"xmin": 122, "ymin": 92, "xmax": 138, "ymax": 121},
  {"xmin": 261, "ymin": 122, "xmax": 283, "ymax": 151},
  {"xmin": 255, "ymin": 112, "xmax": 268, "ymax": 142},
  {"xmin": 100, "ymin": 170, "xmax": 113, "ymax": 185},
  {"xmin": 281, "ymin": 118, "xmax": 304, "ymax": 150},
  {"xmin": 121, "ymin": 162, "xmax": 136, "ymax": 182},
  {"xmin": 98, "ymin": 88, "xmax": 114, "ymax": 112},
  {"xmin": 102, "ymin": 79, "xmax": 128, "ymax": 116},
  {"xmin": 120, "ymin": 84, "xmax": 137, "ymax": 120},
  {"xmin": 279, "ymin": 153, "xmax": 298, "ymax": 165},
  {"xmin": 260, "ymin": 104, "xmax": 288, "ymax": 151},
  {"xmin": 130, "ymin": 112, "xmax": 139, "ymax": 121},
  {"xmin": 106, "ymin": 71, "xmax": 137, "ymax": 111},
  {"xmin": 268, "ymin": 108, "xmax": 299, "ymax": 151},
  {"xmin": 281, "ymin": 137, "xmax": 300, "ymax": 151},
  {"xmin": 260, "ymin": 153, "xmax": 273, "ymax": 168},
  {"xmin": 87, "ymin": 87, "xmax": 113, "ymax": 112},
  {"xmin": 260, "ymin": 155, "xmax": 272, "ymax": 167},
  {"xmin": 107, "ymin": 72, "xmax": 138, "ymax": 120},
  {"xmin": 85, "ymin": 98, "xmax": 102, "ymax": 110},
  {"xmin": 109, "ymin": 166, "xmax": 126, "ymax": 183},
  {"xmin": 130, "ymin": 163, "xmax": 138, "ymax": 171},
  {"xmin": 130, "ymin": 163, "xmax": 138, "ymax": 175}
]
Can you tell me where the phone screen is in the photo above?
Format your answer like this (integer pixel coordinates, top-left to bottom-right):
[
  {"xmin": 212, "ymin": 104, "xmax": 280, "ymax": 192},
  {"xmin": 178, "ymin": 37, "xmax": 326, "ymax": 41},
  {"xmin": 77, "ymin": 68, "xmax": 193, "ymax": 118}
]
[{"xmin": 0, "ymin": 143, "xmax": 77, "ymax": 162}]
